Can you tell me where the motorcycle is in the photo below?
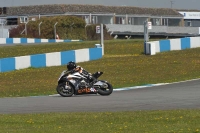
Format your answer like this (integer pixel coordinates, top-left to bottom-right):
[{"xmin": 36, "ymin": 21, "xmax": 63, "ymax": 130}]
[{"xmin": 56, "ymin": 70, "xmax": 113, "ymax": 97}]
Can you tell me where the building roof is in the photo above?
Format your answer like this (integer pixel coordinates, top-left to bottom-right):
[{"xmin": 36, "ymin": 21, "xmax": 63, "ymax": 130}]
[
  {"xmin": 4, "ymin": 4, "xmax": 183, "ymax": 17},
  {"xmin": 176, "ymin": 9, "xmax": 200, "ymax": 12}
]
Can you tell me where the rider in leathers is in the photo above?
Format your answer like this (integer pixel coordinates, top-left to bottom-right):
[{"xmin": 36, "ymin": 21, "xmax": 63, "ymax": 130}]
[{"xmin": 66, "ymin": 61, "xmax": 95, "ymax": 83}]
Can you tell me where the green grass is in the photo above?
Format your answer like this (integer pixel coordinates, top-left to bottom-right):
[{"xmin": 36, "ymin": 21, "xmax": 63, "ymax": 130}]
[
  {"xmin": 0, "ymin": 39, "xmax": 200, "ymax": 133},
  {"xmin": 0, "ymin": 110, "xmax": 200, "ymax": 133},
  {"xmin": 0, "ymin": 41, "xmax": 94, "ymax": 58},
  {"xmin": 0, "ymin": 39, "xmax": 143, "ymax": 58},
  {"xmin": 0, "ymin": 39, "xmax": 200, "ymax": 97}
]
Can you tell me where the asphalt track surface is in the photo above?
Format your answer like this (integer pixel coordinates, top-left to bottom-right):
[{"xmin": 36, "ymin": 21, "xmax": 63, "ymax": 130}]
[{"xmin": 0, "ymin": 79, "xmax": 200, "ymax": 114}]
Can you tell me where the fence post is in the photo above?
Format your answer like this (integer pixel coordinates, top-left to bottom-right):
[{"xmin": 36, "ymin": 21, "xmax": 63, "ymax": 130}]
[
  {"xmin": 100, "ymin": 24, "xmax": 104, "ymax": 55},
  {"xmin": 144, "ymin": 19, "xmax": 149, "ymax": 55},
  {"xmin": 54, "ymin": 22, "xmax": 58, "ymax": 39},
  {"xmin": 38, "ymin": 22, "xmax": 42, "ymax": 37},
  {"xmin": 25, "ymin": 21, "xmax": 29, "ymax": 36}
]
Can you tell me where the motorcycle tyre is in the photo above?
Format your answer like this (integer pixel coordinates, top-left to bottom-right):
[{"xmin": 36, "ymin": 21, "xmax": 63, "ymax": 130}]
[
  {"xmin": 56, "ymin": 83, "xmax": 74, "ymax": 97},
  {"xmin": 97, "ymin": 81, "xmax": 113, "ymax": 96}
]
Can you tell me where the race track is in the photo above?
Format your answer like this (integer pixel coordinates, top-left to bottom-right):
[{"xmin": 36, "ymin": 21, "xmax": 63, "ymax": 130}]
[{"xmin": 0, "ymin": 79, "xmax": 200, "ymax": 114}]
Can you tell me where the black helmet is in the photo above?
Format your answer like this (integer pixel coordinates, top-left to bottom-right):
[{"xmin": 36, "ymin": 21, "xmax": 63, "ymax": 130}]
[{"xmin": 67, "ymin": 61, "xmax": 76, "ymax": 71}]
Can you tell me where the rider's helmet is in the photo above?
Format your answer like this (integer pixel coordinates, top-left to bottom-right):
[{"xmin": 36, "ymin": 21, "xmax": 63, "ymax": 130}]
[{"xmin": 67, "ymin": 61, "xmax": 76, "ymax": 71}]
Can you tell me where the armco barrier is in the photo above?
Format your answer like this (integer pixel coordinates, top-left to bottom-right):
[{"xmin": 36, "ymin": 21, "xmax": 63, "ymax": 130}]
[
  {"xmin": 0, "ymin": 47, "xmax": 102, "ymax": 72},
  {"xmin": 0, "ymin": 38, "xmax": 82, "ymax": 45},
  {"xmin": 146, "ymin": 37, "xmax": 200, "ymax": 55}
]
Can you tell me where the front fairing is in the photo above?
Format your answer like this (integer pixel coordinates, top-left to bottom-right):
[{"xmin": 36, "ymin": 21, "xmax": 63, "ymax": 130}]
[
  {"xmin": 58, "ymin": 70, "xmax": 68, "ymax": 81},
  {"xmin": 58, "ymin": 71, "xmax": 81, "ymax": 90}
]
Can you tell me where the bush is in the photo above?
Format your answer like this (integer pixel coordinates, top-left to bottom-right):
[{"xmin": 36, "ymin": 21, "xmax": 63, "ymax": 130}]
[
  {"xmin": 9, "ymin": 16, "xmax": 86, "ymax": 40},
  {"xmin": 86, "ymin": 24, "xmax": 113, "ymax": 40},
  {"xmin": 9, "ymin": 16, "xmax": 113, "ymax": 40}
]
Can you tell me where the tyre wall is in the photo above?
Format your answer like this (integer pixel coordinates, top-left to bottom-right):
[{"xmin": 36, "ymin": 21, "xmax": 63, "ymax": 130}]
[
  {"xmin": 146, "ymin": 37, "xmax": 200, "ymax": 55},
  {"xmin": 0, "ymin": 38, "xmax": 82, "ymax": 45},
  {"xmin": 0, "ymin": 47, "xmax": 102, "ymax": 72}
]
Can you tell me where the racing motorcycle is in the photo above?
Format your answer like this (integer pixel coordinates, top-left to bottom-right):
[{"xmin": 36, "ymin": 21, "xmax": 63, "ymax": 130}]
[{"xmin": 56, "ymin": 70, "xmax": 113, "ymax": 97}]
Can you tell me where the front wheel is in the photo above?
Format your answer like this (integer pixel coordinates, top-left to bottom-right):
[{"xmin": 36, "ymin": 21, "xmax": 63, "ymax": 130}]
[
  {"xmin": 95, "ymin": 81, "xmax": 113, "ymax": 96},
  {"xmin": 56, "ymin": 83, "xmax": 74, "ymax": 97}
]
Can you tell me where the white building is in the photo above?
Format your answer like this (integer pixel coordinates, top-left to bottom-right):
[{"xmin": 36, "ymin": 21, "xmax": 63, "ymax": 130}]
[{"xmin": 179, "ymin": 11, "xmax": 200, "ymax": 27}]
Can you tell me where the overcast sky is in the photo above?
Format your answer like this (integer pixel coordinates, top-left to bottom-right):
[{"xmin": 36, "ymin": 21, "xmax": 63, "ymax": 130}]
[{"xmin": 0, "ymin": 0, "xmax": 200, "ymax": 10}]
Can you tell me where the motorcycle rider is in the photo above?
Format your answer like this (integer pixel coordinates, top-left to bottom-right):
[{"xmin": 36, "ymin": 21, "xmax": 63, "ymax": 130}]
[
  {"xmin": 66, "ymin": 61, "xmax": 91, "ymax": 79},
  {"xmin": 65, "ymin": 61, "xmax": 96, "ymax": 92}
]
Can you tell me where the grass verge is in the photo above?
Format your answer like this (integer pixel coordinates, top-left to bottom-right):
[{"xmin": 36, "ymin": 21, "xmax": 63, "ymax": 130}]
[
  {"xmin": 0, "ymin": 39, "xmax": 200, "ymax": 97},
  {"xmin": 0, "ymin": 39, "xmax": 200, "ymax": 132},
  {"xmin": 0, "ymin": 110, "xmax": 200, "ymax": 133}
]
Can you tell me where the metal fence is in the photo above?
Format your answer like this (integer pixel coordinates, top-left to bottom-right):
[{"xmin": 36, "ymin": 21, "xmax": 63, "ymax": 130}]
[
  {"xmin": 0, "ymin": 28, "xmax": 9, "ymax": 38},
  {"xmin": 106, "ymin": 24, "xmax": 200, "ymax": 37},
  {"xmin": 0, "ymin": 18, "xmax": 9, "ymax": 38}
]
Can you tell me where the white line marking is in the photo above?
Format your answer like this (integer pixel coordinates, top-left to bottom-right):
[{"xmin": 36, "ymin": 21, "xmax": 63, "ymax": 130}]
[{"xmin": 49, "ymin": 78, "xmax": 200, "ymax": 96}]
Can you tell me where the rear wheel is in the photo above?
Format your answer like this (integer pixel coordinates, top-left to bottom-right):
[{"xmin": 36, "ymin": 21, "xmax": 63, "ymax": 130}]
[
  {"xmin": 56, "ymin": 83, "xmax": 74, "ymax": 97},
  {"xmin": 96, "ymin": 81, "xmax": 113, "ymax": 96}
]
